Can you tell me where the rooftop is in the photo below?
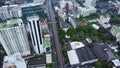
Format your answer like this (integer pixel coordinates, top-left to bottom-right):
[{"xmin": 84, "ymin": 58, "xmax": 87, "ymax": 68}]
[
  {"xmin": 27, "ymin": 57, "xmax": 46, "ymax": 66},
  {"xmin": 67, "ymin": 50, "xmax": 80, "ymax": 65},
  {"xmin": 92, "ymin": 24, "xmax": 100, "ymax": 30},
  {"xmin": 70, "ymin": 41, "xmax": 85, "ymax": 50},
  {"xmin": 46, "ymin": 54, "xmax": 52, "ymax": 64},
  {"xmin": 21, "ymin": 2, "xmax": 44, "ymax": 8},
  {"xmin": 78, "ymin": 6, "xmax": 96, "ymax": 11},
  {"xmin": 3, "ymin": 53, "xmax": 26, "ymax": 68},
  {"xmin": 7, "ymin": 18, "xmax": 23, "ymax": 25},
  {"xmin": 0, "ymin": 7, "xmax": 8, "ymax": 13},
  {"xmin": 112, "ymin": 59, "xmax": 120, "ymax": 66},
  {"xmin": 113, "ymin": 26, "xmax": 120, "ymax": 32},
  {"xmin": 72, "ymin": 17, "xmax": 79, "ymax": 24},
  {"xmin": 44, "ymin": 36, "xmax": 50, "ymax": 48},
  {"xmin": 91, "ymin": 43, "xmax": 116, "ymax": 60},
  {"xmin": 0, "ymin": 19, "xmax": 23, "ymax": 29},
  {"xmin": 27, "ymin": 15, "xmax": 39, "ymax": 21},
  {"xmin": 0, "ymin": 23, "xmax": 22, "ymax": 29},
  {"xmin": 99, "ymin": 15, "xmax": 110, "ymax": 24},
  {"xmin": 76, "ymin": 46, "xmax": 98, "ymax": 63},
  {"xmin": 10, "ymin": 5, "xmax": 21, "ymax": 11},
  {"xmin": 59, "ymin": 18, "xmax": 72, "ymax": 28}
]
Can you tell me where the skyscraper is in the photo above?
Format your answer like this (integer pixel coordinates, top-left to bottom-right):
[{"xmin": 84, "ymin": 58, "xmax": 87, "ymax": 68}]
[
  {"xmin": 84, "ymin": 0, "xmax": 96, "ymax": 7},
  {"xmin": 0, "ymin": 5, "xmax": 22, "ymax": 20},
  {"xmin": 27, "ymin": 15, "xmax": 44, "ymax": 54},
  {"xmin": 0, "ymin": 19, "xmax": 31, "ymax": 56},
  {"xmin": 9, "ymin": 5, "xmax": 22, "ymax": 18}
]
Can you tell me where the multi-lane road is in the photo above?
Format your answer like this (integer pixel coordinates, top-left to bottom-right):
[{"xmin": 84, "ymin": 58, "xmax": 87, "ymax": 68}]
[{"xmin": 46, "ymin": 0, "xmax": 64, "ymax": 68}]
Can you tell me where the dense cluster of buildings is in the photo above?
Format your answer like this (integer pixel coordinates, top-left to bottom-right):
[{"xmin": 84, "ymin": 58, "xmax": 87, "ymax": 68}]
[
  {"xmin": 0, "ymin": 0, "xmax": 52, "ymax": 68},
  {"xmin": 54, "ymin": 0, "xmax": 120, "ymax": 68},
  {"xmin": 1, "ymin": 0, "xmax": 120, "ymax": 68}
]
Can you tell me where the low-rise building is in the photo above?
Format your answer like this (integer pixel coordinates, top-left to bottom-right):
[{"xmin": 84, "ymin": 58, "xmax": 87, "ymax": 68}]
[
  {"xmin": 67, "ymin": 41, "xmax": 98, "ymax": 67},
  {"xmin": 77, "ymin": 6, "xmax": 96, "ymax": 17},
  {"xmin": 92, "ymin": 24, "xmax": 100, "ymax": 30},
  {"xmin": 76, "ymin": 46, "xmax": 98, "ymax": 65},
  {"xmin": 44, "ymin": 35, "xmax": 51, "ymax": 53},
  {"xmin": 112, "ymin": 59, "xmax": 120, "ymax": 67},
  {"xmin": 92, "ymin": 43, "xmax": 117, "ymax": 61},
  {"xmin": 70, "ymin": 41, "xmax": 85, "ymax": 50},
  {"xmin": 59, "ymin": 18, "xmax": 72, "ymax": 32},
  {"xmin": 27, "ymin": 57, "xmax": 46, "ymax": 68},
  {"xmin": 3, "ymin": 53, "xmax": 27, "ymax": 68},
  {"xmin": 98, "ymin": 15, "xmax": 111, "ymax": 28},
  {"xmin": 46, "ymin": 54, "xmax": 52, "ymax": 64},
  {"xmin": 67, "ymin": 50, "xmax": 80, "ymax": 66},
  {"xmin": 69, "ymin": 17, "xmax": 79, "ymax": 28},
  {"xmin": 86, "ymin": 38, "xmax": 92, "ymax": 43},
  {"xmin": 110, "ymin": 26, "xmax": 120, "ymax": 42}
]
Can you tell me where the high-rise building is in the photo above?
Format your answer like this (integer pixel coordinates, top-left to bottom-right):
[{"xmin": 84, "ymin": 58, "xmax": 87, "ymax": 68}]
[
  {"xmin": 0, "ymin": 5, "xmax": 22, "ymax": 20},
  {"xmin": 77, "ymin": 6, "xmax": 96, "ymax": 17},
  {"xmin": 0, "ymin": 19, "xmax": 30, "ymax": 56},
  {"xmin": 9, "ymin": 5, "xmax": 22, "ymax": 18},
  {"xmin": 27, "ymin": 16, "xmax": 44, "ymax": 54},
  {"xmin": 0, "ymin": 7, "xmax": 10, "ymax": 20},
  {"xmin": 21, "ymin": 2, "xmax": 45, "ymax": 17},
  {"xmin": 84, "ymin": 0, "xmax": 96, "ymax": 7},
  {"xmin": 91, "ymin": 0, "xmax": 96, "ymax": 7}
]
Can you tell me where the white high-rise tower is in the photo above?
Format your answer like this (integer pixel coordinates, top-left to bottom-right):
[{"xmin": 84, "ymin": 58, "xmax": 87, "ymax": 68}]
[
  {"xmin": 27, "ymin": 16, "xmax": 44, "ymax": 54},
  {"xmin": 0, "ymin": 19, "xmax": 31, "ymax": 56}
]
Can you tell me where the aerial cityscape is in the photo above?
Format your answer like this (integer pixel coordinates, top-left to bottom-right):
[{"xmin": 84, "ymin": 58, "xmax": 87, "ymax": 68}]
[{"xmin": 0, "ymin": 0, "xmax": 120, "ymax": 68}]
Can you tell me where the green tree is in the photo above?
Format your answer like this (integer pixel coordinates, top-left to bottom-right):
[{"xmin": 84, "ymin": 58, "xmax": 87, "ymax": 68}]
[
  {"xmin": 88, "ymin": 43, "xmax": 94, "ymax": 47},
  {"xmin": 58, "ymin": 28, "xmax": 66, "ymax": 44},
  {"xmin": 47, "ymin": 63, "xmax": 55, "ymax": 68},
  {"xmin": 75, "ymin": 25, "xmax": 84, "ymax": 32},
  {"xmin": 98, "ymin": 27, "xmax": 106, "ymax": 34},
  {"xmin": 95, "ymin": 61, "xmax": 103, "ymax": 68},
  {"xmin": 94, "ymin": 60, "xmax": 113, "ymax": 68},
  {"xmin": 76, "ymin": 17, "xmax": 85, "ymax": 22},
  {"xmin": 34, "ymin": 54, "xmax": 45, "ymax": 58},
  {"xmin": 62, "ymin": 46, "xmax": 69, "ymax": 64},
  {"xmin": 67, "ymin": 28, "xmax": 76, "ymax": 37},
  {"xmin": 71, "ymin": 35, "xmax": 79, "ymax": 41},
  {"xmin": 111, "ymin": 16, "xmax": 120, "ymax": 23},
  {"xmin": 55, "ymin": 15, "xmax": 60, "ymax": 21}
]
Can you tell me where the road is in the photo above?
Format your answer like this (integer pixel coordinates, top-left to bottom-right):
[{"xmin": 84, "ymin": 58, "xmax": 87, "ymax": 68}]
[{"xmin": 46, "ymin": 0, "xmax": 64, "ymax": 68}]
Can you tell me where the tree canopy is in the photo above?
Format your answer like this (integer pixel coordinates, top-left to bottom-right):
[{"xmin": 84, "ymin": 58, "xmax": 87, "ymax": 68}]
[
  {"xmin": 94, "ymin": 61, "xmax": 113, "ymax": 68},
  {"xmin": 58, "ymin": 28, "xmax": 66, "ymax": 44},
  {"xmin": 110, "ymin": 16, "xmax": 120, "ymax": 24}
]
